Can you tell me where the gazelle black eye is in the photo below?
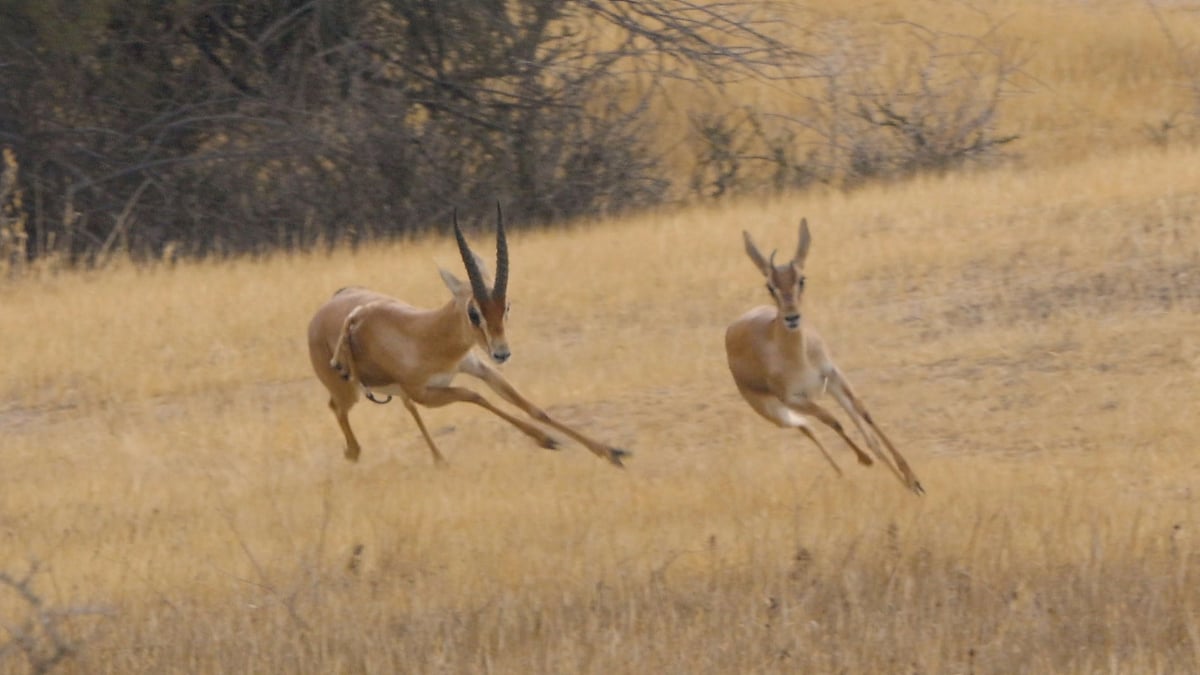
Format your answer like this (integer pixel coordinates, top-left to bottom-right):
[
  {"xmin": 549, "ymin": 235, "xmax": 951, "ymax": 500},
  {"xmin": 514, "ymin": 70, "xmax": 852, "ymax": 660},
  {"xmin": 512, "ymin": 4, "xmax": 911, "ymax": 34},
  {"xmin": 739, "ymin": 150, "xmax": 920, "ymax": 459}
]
[
  {"xmin": 798, "ymin": 276, "xmax": 806, "ymax": 288},
  {"xmin": 467, "ymin": 307, "xmax": 481, "ymax": 326}
]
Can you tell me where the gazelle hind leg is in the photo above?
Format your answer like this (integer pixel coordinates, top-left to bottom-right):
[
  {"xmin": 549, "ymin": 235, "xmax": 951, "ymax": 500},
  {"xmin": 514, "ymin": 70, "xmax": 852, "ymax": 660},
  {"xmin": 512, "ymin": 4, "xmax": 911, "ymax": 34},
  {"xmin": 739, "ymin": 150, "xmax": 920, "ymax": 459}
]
[
  {"xmin": 826, "ymin": 371, "xmax": 924, "ymax": 495},
  {"xmin": 797, "ymin": 424, "xmax": 844, "ymax": 477},
  {"xmin": 330, "ymin": 305, "xmax": 367, "ymax": 382},
  {"xmin": 735, "ymin": 386, "xmax": 843, "ymax": 478},
  {"xmin": 858, "ymin": 412, "xmax": 924, "ymax": 495},
  {"xmin": 329, "ymin": 395, "xmax": 362, "ymax": 462}
]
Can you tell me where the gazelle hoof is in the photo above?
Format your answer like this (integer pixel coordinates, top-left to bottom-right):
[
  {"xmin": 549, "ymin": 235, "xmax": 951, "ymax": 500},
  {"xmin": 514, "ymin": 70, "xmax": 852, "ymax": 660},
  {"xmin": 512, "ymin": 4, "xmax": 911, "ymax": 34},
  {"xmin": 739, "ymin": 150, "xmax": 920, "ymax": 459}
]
[
  {"xmin": 540, "ymin": 437, "xmax": 561, "ymax": 451},
  {"xmin": 606, "ymin": 447, "xmax": 630, "ymax": 468}
]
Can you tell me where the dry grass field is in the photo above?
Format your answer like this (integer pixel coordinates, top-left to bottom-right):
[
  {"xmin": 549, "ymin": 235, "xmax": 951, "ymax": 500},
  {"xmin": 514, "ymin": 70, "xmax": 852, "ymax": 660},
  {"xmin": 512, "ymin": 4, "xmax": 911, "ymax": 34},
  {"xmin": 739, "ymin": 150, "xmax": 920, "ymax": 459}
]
[{"xmin": 3, "ymin": 2, "xmax": 1200, "ymax": 674}]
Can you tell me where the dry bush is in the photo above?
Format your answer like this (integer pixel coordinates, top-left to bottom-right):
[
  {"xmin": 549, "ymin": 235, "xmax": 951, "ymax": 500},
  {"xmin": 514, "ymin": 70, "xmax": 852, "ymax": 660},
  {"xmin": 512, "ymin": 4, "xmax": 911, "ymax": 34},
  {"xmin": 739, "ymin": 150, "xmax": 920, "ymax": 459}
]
[
  {"xmin": 688, "ymin": 13, "xmax": 1023, "ymax": 196},
  {"xmin": 0, "ymin": 148, "xmax": 27, "ymax": 277},
  {"xmin": 1143, "ymin": 0, "xmax": 1200, "ymax": 146}
]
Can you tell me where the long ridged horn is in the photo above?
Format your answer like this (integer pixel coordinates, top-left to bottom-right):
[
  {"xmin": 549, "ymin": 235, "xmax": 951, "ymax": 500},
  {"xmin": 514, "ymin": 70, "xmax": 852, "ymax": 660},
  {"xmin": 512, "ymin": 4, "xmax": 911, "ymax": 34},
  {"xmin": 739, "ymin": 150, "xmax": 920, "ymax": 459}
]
[
  {"xmin": 493, "ymin": 202, "xmax": 508, "ymax": 301},
  {"xmin": 453, "ymin": 209, "xmax": 491, "ymax": 303}
]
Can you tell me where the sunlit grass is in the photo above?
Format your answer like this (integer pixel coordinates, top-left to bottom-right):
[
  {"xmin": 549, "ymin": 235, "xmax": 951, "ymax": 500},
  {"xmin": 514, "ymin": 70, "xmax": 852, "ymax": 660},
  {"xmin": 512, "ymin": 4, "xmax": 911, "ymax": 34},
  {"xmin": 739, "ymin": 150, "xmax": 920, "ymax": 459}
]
[{"xmin": 3, "ymin": 141, "xmax": 1199, "ymax": 672}]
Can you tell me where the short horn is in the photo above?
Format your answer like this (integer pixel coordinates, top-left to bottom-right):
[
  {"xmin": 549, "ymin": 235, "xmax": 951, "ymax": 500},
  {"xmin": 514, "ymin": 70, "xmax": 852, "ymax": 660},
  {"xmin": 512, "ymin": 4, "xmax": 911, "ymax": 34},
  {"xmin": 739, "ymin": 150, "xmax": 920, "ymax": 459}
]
[
  {"xmin": 794, "ymin": 217, "xmax": 811, "ymax": 266},
  {"xmin": 493, "ymin": 202, "xmax": 508, "ymax": 301},
  {"xmin": 453, "ymin": 209, "xmax": 491, "ymax": 303}
]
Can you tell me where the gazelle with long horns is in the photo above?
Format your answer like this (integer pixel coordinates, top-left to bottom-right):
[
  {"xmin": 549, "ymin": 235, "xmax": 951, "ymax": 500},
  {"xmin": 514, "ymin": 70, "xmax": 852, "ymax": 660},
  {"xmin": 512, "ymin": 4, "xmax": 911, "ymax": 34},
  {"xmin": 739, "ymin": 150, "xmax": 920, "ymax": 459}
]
[
  {"xmin": 307, "ymin": 205, "xmax": 628, "ymax": 467},
  {"xmin": 725, "ymin": 218, "xmax": 924, "ymax": 494}
]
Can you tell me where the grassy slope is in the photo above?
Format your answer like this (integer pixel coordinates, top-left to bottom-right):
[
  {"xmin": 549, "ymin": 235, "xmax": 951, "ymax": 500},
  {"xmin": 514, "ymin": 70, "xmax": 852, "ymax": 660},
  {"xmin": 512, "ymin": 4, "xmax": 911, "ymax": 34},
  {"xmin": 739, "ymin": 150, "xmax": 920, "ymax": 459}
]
[{"xmin": 2, "ymin": 144, "xmax": 1198, "ymax": 673}]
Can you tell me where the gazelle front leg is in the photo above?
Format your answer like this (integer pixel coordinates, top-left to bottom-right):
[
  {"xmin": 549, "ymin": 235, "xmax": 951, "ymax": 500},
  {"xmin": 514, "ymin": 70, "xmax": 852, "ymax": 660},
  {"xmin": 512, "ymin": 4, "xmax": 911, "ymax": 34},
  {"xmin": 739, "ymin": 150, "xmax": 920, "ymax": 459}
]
[
  {"xmin": 459, "ymin": 355, "xmax": 629, "ymax": 467},
  {"xmin": 824, "ymin": 367, "xmax": 925, "ymax": 495},
  {"xmin": 410, "ymin": 384, "xmax": 562, "ymax": 452},
  {"xmin": 787, "ymin": 399, "xmax": 874, "ymax": 467},
  {"xmin": 398, "ymin": 395, "xmax": 448, "ymax": 466}
]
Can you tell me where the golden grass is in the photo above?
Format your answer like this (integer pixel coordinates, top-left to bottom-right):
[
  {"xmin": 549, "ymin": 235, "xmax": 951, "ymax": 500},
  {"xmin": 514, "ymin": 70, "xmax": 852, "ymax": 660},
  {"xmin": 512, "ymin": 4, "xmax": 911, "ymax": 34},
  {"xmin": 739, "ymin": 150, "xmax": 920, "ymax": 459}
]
[
  {"xmin": 4, "ymin": 1, "xmax": 1200, "ymax": 672},
  {"xmin": 3, "ymin": 141, "xmax": 1199, "ymax": 673}
]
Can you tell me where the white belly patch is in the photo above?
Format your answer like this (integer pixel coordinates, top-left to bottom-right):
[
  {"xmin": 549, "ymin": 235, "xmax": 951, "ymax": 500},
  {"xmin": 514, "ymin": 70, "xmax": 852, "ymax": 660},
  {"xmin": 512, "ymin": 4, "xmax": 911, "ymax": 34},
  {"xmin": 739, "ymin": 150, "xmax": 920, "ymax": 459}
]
[
  {"xmin": 426, "ymin": 372, "xmax": 457, "ymax": 388},
  {"xmin": 761, "ymin": 397, "xmax": 810, "ymax": 429}
]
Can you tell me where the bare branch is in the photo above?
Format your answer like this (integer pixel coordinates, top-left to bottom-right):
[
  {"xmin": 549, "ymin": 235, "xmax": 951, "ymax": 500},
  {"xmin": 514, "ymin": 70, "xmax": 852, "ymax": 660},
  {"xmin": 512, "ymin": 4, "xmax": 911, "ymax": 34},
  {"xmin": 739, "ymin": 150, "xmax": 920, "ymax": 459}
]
[{"xmin": 0, "ymin": 561, "xmax": 109, "ymax": 675}]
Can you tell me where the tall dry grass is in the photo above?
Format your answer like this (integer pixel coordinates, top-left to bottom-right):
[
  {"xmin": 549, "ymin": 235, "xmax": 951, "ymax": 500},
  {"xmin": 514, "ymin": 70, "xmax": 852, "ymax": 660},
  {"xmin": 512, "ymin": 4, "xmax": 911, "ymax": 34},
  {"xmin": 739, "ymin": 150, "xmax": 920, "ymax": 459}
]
[
  {"xmin": 2, "ymin": 142, "xmax": 1198, "ymax": 673},
  {"xmin": 3, "ymin": 1, "xmax": 1200, "ymax": 672}
]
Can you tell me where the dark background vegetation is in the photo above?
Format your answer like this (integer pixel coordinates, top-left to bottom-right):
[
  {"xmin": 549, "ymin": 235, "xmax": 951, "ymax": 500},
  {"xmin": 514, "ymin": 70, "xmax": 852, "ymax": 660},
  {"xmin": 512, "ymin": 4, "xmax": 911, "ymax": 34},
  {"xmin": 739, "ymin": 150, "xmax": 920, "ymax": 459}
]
[{"xmin": 0, "ymin": 0, "xmax": 1020, "ymax": 264}]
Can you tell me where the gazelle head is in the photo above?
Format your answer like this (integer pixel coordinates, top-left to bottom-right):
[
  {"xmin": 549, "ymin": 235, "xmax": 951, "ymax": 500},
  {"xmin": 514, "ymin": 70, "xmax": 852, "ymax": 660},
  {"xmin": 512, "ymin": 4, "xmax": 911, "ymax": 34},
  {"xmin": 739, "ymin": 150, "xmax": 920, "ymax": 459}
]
[
  {"xmin": 743, "ymin": 218, "xmax": 812, "ymax": 331},
  {"xmin": 440, "ymin": 204, "xmax": 512, "ymax": 363}
]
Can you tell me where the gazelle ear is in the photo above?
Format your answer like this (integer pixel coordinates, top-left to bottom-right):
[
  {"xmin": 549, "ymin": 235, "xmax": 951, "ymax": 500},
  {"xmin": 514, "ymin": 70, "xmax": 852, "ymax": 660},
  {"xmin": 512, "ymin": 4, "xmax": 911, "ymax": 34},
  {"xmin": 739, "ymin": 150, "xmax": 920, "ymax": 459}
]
[
  {"xmin": 470, "ymin": 251, "xmax": 493, "ymax": 285},
  {"xmin": 743, "ymin": 231, "xmax": 772, "ymax": 275},
  {"xmin": 794, "ymin": 218, "xmax": 812, "ymax": 267},
  {"xmin": 438, "ymin": 267, "xmax": 469, "ymax": 297}
]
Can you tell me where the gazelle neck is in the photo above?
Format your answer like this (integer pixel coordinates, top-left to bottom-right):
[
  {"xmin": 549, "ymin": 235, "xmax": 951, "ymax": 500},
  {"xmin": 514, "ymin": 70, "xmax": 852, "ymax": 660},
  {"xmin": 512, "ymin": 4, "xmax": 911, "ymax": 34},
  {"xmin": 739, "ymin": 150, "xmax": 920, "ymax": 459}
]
[
  {"xmin": 431, "ymin": 297, "xmax": 477, "ymax": 355},
  {"xmin": 772, "ymin": 311, "xmax": 809, "ymax": 360}
]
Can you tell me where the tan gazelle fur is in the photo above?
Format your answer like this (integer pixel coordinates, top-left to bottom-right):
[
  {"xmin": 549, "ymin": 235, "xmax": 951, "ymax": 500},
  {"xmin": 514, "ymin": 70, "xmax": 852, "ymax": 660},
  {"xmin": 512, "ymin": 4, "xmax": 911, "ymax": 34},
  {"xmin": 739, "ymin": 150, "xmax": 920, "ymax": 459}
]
[
  {"xmin": 307, "ymin": 205, "xmax": 628, "ymax": 467},
  {"xmin": 725, "ymin": 218, "xmax": 924, "ymax": 495}
]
